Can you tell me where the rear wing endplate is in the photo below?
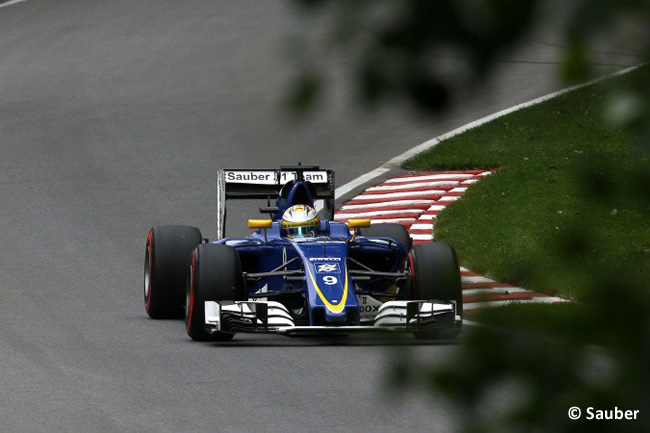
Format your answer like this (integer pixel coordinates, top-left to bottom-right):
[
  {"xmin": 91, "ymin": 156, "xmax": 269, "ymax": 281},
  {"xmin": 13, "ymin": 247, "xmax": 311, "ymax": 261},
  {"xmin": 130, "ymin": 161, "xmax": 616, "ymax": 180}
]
[{"xmin": 216, "ymin": 166, "xmax": 335, "ymax": 239}]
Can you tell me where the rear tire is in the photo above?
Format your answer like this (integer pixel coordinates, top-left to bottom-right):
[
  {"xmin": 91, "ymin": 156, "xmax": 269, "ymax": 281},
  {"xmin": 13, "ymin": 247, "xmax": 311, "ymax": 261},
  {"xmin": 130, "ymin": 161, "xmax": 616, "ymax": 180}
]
[
  {"xmin": 144, "ymin": 225, "xmax": 202, "ymax": 319},
  {"xmin": 186, "ymin": 244, "xmax": 244, "ymax": 341},
  {"xmin": 408, "ymin": 242, "xmax": 463, "ymax": 339},
  {"xmin": 359, "ymin": 223, "xmax": 412, "ymax": 252}
]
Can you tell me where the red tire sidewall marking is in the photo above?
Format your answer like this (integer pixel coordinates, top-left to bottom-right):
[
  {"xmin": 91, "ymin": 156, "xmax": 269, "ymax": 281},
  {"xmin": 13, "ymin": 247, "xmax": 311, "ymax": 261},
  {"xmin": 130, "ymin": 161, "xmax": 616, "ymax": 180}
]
[
  {"xmin": 145, "ymin": 229, "xmax": 154, "ymax": 312},
  {"xmin": 186, "ymin": 253, "xmax": 196, "ymax": 333},
  {"xmin": 408, "ymin": 252, "xmax": 417, "ymax": 300}
]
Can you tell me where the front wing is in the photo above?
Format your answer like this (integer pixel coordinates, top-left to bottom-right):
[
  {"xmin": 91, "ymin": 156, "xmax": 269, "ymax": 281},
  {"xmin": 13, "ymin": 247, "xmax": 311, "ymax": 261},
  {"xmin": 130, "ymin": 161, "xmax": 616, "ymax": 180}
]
[{"xmin": 204, "ymin": 300, "xmax": 461, "ymax": 337}]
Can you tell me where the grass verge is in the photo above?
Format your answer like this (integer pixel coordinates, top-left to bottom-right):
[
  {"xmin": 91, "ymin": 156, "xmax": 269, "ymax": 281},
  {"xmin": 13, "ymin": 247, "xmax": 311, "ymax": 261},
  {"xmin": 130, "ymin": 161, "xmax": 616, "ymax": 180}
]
[{"xmin": 406, "ymin": 66, "xmax": 650, "ymax": 301}]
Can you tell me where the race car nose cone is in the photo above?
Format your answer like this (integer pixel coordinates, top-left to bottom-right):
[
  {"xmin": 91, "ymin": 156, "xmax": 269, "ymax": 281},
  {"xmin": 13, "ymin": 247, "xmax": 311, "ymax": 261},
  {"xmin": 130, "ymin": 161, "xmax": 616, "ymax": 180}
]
[{"xmin": 325, "ymin": 310, "xmax": 347, "ymax": 325}]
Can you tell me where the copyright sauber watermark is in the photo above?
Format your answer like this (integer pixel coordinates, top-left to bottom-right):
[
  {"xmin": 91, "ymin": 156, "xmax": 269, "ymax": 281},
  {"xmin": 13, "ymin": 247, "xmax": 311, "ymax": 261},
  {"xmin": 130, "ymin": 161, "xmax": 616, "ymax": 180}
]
[{"xmin": 568, "ymin": 406, "xmax": 640, "ymax": 421}]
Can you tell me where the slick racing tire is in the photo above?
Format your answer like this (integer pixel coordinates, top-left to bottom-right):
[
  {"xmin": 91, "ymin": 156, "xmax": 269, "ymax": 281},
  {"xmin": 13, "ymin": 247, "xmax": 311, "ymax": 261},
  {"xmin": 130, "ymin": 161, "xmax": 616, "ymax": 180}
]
[
  {"xmin": 144, "ymin": 225, "xmax": 202, "ymax": 319},
  {"xmin": 359, "ymin": 223, "xmax": 412, "ymax": 252},
  {"xmin": 186, "ymin": 244, "xmax": 244, "ymax": 342},
  {"xmin": 408, "ymin": 242, "xmax": 463, "ymax": 339}
]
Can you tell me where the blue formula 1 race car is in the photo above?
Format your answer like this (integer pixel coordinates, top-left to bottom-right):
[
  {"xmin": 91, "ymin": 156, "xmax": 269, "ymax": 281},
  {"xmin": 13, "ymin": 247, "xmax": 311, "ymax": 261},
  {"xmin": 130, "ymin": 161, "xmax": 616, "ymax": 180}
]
[{"xmin": 143, "ymin": 165, "xmax": 463, "ymax": 341}]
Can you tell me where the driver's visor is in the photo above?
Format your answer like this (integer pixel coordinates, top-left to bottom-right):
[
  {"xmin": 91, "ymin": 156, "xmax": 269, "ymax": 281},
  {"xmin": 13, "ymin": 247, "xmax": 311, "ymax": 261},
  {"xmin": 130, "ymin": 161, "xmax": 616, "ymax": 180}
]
[{"xmin": 285, "ymin": 225, "xmax": 318, "ymax": 238}]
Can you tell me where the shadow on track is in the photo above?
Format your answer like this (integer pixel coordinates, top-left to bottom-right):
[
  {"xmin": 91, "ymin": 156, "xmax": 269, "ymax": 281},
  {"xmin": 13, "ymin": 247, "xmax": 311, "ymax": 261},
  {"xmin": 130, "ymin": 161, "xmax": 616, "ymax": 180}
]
[{"xmin": 203, "ymin": 334, "xmax": 460, "ymax": 348}]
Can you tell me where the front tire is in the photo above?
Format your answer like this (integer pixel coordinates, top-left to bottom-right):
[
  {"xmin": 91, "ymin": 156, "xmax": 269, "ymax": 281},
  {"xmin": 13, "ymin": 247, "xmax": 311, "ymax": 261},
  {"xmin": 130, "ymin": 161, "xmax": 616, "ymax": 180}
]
[
  {"xmin": 144, "ymin": 225, "xmax": 202, "ymax": 319},
  {"xmin": 408, "ymin": 242, "xmax": 463, "ymax": 339},
  {"xmin": 186, "ymin": 244, "xmax": 244, "ymax": 341},
  {"xmin": 359, "ymin": 223, "xmax": 412, "ymax": 252}
]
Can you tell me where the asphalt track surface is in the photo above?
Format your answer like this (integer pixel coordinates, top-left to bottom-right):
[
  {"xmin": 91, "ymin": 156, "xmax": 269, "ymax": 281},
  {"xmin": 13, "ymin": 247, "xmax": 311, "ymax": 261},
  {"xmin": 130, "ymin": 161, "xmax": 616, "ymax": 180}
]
[{"xmin": 0, "ymin": 1, "xmax": 639, "ymax": 432}]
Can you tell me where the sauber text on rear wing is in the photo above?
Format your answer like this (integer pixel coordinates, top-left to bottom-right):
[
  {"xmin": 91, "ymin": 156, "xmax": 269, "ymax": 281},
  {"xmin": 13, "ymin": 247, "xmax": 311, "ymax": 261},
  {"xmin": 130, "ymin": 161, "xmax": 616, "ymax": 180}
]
[{"xmin": 216, "ymin": 166, "xmax": 335, "ymax": 239}]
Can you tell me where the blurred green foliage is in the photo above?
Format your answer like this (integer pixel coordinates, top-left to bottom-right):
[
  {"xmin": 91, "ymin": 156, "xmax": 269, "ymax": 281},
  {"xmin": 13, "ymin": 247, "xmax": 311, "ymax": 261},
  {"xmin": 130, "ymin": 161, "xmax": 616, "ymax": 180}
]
[
  {"xmin": 402, "ymin": 69, "xmax": 650, "ymax": 430},
  {"xmin": 290, "ymin": 0, "xmax": 541, "ymax": 112},
  {"xmin": 290, "ymin": 0, "xmax": 648, "ymax": 120},
  {"xmin": 291, "ymin": 0, "xmax": 649, "ymax": 432}
]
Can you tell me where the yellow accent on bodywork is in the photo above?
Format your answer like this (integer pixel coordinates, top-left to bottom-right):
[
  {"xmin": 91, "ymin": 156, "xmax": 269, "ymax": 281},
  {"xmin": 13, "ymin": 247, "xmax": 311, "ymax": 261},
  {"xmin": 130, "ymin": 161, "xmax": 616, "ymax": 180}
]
[
  {"xmin": 347, "ymin": 219, "xmax": 371, "ymax": 228},
  {"xmin": 248, "ymin": 219, "xmax": 273, "ymax": 229},
  {"xmin": 306, "ymin": 264, "xmax": 348, "ymax": 314}
]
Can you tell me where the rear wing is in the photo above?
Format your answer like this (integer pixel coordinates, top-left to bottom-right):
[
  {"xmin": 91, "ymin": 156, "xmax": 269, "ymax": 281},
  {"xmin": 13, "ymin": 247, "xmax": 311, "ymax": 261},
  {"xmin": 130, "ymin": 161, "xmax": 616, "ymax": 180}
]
[{"xmin": 216, "ymin": 165, "xmax": 335, "ymax": 239}]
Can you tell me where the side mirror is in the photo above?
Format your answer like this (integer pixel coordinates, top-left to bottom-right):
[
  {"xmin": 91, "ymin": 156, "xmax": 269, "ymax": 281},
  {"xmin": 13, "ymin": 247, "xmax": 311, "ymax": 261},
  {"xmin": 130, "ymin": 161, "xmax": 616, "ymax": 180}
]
[
  {"xmin": 248, "ymin": 219, "xmax": 273, "ymax": 229},
  {"xmin": 347, "ymin": 219, "xmax": 371, "ymax": 229}
]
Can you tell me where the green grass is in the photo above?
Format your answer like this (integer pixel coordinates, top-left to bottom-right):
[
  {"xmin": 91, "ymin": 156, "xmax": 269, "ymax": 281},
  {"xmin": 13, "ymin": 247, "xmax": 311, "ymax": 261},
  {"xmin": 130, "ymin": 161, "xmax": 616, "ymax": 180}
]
[{"xmin": 407, "ymin": 66, "xmax": 650, "ymax": 301}]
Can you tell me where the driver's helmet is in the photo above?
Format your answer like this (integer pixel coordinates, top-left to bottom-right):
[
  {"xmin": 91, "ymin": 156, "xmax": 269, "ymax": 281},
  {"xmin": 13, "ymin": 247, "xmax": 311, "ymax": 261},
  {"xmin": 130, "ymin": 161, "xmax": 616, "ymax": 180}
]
[{"xmin": 281, "ymin": 205, "xmax": 320, "ymax": 238}]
